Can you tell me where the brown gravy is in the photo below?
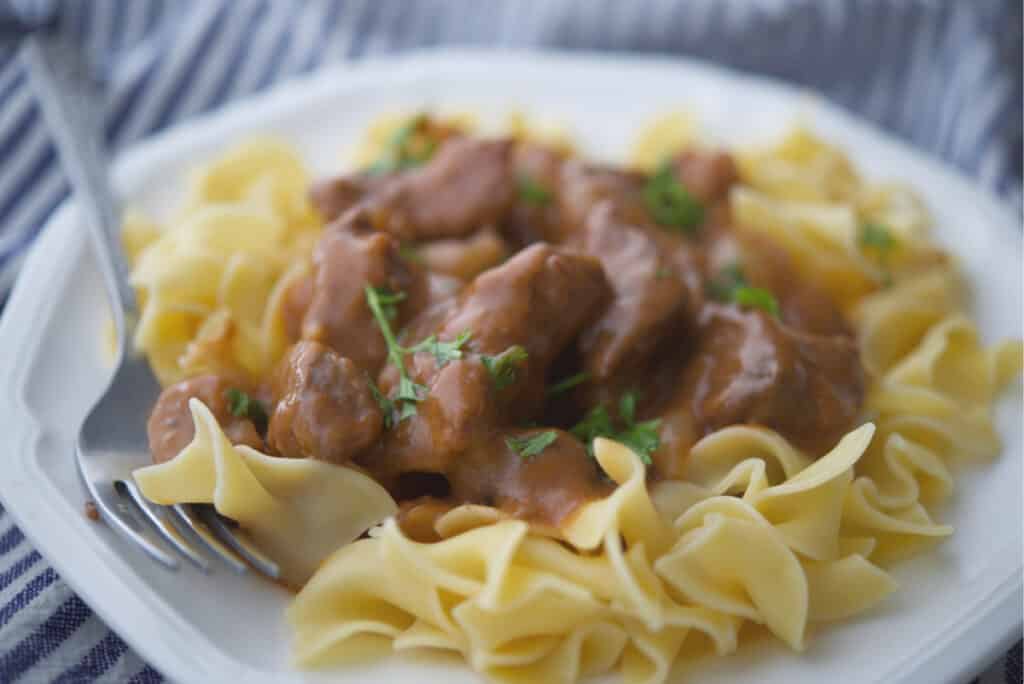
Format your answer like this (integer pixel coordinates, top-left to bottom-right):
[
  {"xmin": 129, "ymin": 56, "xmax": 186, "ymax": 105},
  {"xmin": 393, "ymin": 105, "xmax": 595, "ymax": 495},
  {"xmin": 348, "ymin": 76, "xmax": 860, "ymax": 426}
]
[{"xmin": 146, "ymin": 125, "xmax": 865, "ymax": 539}]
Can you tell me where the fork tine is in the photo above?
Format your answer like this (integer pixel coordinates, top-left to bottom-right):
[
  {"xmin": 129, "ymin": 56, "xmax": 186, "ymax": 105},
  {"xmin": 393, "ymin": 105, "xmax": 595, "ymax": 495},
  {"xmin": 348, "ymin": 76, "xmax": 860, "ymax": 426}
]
[
  {"xmin": 198, "ymin": 508, "xmax": 281, "ymax": 579},
  {"xmin": 117, "ymin": 480, "xmax": 210, "ymax": 572},
  {"xmin": 89, "ymin": 483, "xmax": 179, "ymax": 569},
  {"xmin": 170, "ymin": 504, "xmax": 248, "ymax": 574}
]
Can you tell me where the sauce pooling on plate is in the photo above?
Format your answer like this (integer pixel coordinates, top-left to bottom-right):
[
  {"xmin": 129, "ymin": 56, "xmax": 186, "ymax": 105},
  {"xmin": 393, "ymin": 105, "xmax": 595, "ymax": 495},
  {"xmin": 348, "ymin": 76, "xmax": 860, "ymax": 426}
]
[{"xmin": 146, "ymin": 117, "xmax": 864, "ymax": 540}]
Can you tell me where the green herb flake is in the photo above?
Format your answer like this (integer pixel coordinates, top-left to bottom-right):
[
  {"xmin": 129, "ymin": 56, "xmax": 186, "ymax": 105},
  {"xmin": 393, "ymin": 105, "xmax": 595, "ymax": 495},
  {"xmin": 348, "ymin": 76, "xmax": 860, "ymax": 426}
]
[
  {"xmin": 407, "ymin": 330, "xmax": 472, "ymax": 369},
  {"xmin": 367, "ymin": 379, "xmax": 396, "ymax": 429},
  {"xmin": 655, "ymin": 267, "xmax": 672, "ymax": 280},
  {"xmin": 619, "ymin": 391, "xmax": 637, "ymax": 425},
  {"xmin": 225, "ymin": 389, "xmax": 268, "ymax": 430},
  {"xmin": 642, "ymin": 161, "xmax": 704, "ymax": 234},
  {"xmin": 570, "ymin": 390, "xmax": 660, "ymax": 465},
  {"xmin": 731, "ymin": 285, "xmax": 780, "ymax": 317},
  {"xmin": 367, "ymin": 113, "xmax": 438, "ymax": 175},
  {"xmin": 859, "ymin": 221, "xmax": 897, "ymax": 287},
  {"xmin": 481, "ymin": 345, "xmax": 529, "ymax": 390},
  {"xmin": 366, "ymin": 285, "xmax": 406, "ymax": 322},
  {"xmin": 859, "ymin": 222, "xmax": 896, "ymax": 251},
  {"xmin": 518, "ymin": 174, "xmax": 553, "ymax": 207},
  {"xmin": 547, "ymin": 371, "xmax": 591, "ymax": 396},
  {"xmin": 708, "ymin": 265, "xmax": 780, "ymax": 318},
  {"xmin": 505, "ymin": 431, "xmax": 559, "ymax": 460},
  {"xmin": 569, "ymin": 405, "xmax": 615, "ymax": 454},
  {"xmin": 365, "ymin": 285, "xmax": 423, "ymax": 423},
  {"xmin": 614, "ymin": 419, "xmax": 661, "ymax": 466}
]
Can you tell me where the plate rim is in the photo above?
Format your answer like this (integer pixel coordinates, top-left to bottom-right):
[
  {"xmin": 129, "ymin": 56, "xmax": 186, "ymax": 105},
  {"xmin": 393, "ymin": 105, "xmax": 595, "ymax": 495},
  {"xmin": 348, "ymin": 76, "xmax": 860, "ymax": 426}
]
[{"xmin": 0, "ymin": 47, "xmax": 1019, "ymax": 684}]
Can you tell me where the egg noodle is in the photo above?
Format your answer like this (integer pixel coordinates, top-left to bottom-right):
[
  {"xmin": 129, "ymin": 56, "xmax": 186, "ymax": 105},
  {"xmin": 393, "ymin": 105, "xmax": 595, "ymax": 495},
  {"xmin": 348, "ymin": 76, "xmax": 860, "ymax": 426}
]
[{"xmin": 130, "ymin": 113, "xmax": 1021, "ymax": 683}]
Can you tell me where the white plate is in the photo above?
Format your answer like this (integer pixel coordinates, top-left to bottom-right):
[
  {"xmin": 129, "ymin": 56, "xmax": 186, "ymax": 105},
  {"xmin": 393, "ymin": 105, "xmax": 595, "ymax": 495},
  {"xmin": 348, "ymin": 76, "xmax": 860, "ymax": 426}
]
[{"xmin": 0, "ymin": 49, "xmax": 1019, "ymax": 684}]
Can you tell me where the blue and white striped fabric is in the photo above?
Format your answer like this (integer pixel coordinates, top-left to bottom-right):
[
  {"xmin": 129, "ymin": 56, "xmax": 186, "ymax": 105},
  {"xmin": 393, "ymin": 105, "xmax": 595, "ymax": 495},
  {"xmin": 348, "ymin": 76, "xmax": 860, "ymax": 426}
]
[{"xmin": 0, "ymin": 1, "xmax": 1020, "ymax": 681}]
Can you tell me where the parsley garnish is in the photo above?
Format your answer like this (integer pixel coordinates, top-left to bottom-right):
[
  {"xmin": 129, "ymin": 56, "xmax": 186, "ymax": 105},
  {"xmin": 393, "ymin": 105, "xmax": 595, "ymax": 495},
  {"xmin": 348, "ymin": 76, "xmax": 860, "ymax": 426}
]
[
  {"xmin": 708, "ymin": 264, "xmax": 780, "ymax": 318},
  {"xmin": 365, "ymin": 285, "xmax": 428, "ymax": 423},
  {"xmin": 643, "ymin": 161, "xmax": 704, "ymax": 234},
  {"xmin": 731, "ymin": 286, "xmax": 780, "ymax": 317},
  {"xmin": 366, "ymin": 286, "xmax": 476, "ymax": 426},
  {"xmin": 570, "ymin": 390, "xmax": 661, "ymax": 465},
  {"xmin": 225, "ymin": 389, "xmax": 268, "ymax": 430},
  {"xmin": 481, "ymin": 345, "xmax": 529, "ymax": 390},
  {"xmin": 655, "ymin": 267, "xmax": 672, "ymax": 280},
  {"xmin": 859, "ymin": 221, "xmax": 897, "ymax": 287},
  {"xmin": 859, "ymin": 222, "xmax": 896, "ymax": 251},
  {"xmin": 407, "ymin": 330, "xmax": 472, "ymax": 369},
  {"xmin": 505, "ymin": 431, "xmax": 559, "ymax": 460},
  {"xmin": 367, "ymin": 114, "xmax": 438, "ymax": 175},
  {"xmin": 367, "ymin": 378, "xmax": 397, "ymax": 430},
  {"xmin": 518, "ymin": 174, "xmax": 553, "ymax": 207},
  {"xmin": 547, "ymin": 371, "xmax": 591, "ymax": 396}
]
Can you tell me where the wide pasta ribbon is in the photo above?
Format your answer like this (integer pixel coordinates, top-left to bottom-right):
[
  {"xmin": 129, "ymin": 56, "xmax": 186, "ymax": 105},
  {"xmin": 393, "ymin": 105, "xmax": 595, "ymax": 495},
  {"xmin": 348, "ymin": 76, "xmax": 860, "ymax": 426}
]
[{"xmin": 133, "ymin": 399, "xmax": 397, "ymax": 586}]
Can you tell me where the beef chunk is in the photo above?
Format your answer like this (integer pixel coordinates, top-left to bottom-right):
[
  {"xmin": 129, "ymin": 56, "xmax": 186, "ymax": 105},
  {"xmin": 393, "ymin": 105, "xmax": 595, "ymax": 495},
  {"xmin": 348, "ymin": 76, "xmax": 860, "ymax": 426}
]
[
  {"xmin": 416, "ymin": 227, "xmax": 510, "ymax": 281},
  {"xmin": 359, "ymin": 138, "xmax": 516, "ymax": 241},
  {"xmin": 683, "ymin": 304, "xmax": 864, "ymax": 455},
  {"xmin": 449, "ymin": 429, "xmax": 613, "ymax": 527},
  {"xmin": 147, "ymin": 375, "xmax": 264, "ymax": 464},
  {"xmin": 672, "ymin": 149, "xmax": 739, "ymax": 205},
  {"xmin": 308, "ymin": 174, "xmax": 383, "ymax": 223},
  {"xmin": 558, "ymin": 161, "xmax": 647, "ymax": 236},
  {"xmin": 501, "ymin": 142, "xmax": 568, "ymax": 246},
  {"xmin": 267, "ymin": 341, "xmax": 383, "ymax": 464},
  {"xmin": 301, "ymin": 212, "xmax": 429, "ymax": 372},
  {"xmin": 362, "ymin": 245, "xmax": 610, "ymax": 482},
  {"xmin": 573, "ymin": 201, "xmax": 704, "ymax": 381}
]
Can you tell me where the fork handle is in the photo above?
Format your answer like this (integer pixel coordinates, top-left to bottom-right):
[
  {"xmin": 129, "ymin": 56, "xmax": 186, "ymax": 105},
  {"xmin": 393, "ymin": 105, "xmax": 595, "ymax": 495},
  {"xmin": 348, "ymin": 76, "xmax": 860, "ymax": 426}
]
[{"xmin": 22, "ymin": 37, "xmax": 137, "ymax": 342}]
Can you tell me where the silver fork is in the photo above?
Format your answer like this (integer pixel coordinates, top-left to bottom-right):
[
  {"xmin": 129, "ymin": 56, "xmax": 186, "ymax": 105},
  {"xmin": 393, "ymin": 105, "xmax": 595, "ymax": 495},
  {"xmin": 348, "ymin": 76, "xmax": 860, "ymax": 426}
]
[{"xmin": 22, "ymin": 34, "xmax": 279, "ymax": 579}]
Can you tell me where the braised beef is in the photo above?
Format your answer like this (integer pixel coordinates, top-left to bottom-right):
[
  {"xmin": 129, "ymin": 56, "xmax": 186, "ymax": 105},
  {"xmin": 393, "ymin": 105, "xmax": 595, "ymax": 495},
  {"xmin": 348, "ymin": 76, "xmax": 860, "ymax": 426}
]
[
  {"xmin": 146, "ymin": 134, "xmax": 870, "ymax": 535},
  {"xmin": 147, "ymin": 375, "xmax": 264, "ymax": 464},
  {"xmin": 267, "ymin": 341, "xmax": 383, "ymax": 464},
  {"xmin": 501, "ymin": 142, "xmax": 568, "ymax": 246},
  {"xmin": 672, "ymin": 149, "xmax": 739, "ymax": 204},
  {"xmin": 301, "ymin": 212, "xmax": 429, "ymax": 372},
  {"xmin": 364, "ymin": 244, "xmax": 610, "ymax": 486},
  {"xmin": 449, "ymin": 429, "xmax": 613, "ymax": 527},
  {"xmin": 682, "ymin": 304, "xmax": 864, "ymax": 455},
  {"xmin": 359, "ymin": 137, "xmax": 516, "ymax": 241},
  {"xmin": 572, "ymin": 201, "xmax": 704, "ymax": 381}
]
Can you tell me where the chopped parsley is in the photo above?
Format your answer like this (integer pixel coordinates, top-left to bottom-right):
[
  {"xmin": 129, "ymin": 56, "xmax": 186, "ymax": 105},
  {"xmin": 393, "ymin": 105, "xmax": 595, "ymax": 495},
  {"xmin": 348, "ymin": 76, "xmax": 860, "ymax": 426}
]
[
  {"xmin": 481, "ymin": 345, "xmax": 529, "ymax": 390},
  {"xmin": 406, "ymin": 329, "xmax": 472, "ymax": 369},
  {"xmin": 731, "ymin": 286, "xmax": 780, "ymax": 317},
  {"xmin": 367, "ymin": 379, "xmax": 398, "ymax": 430},
  {"xmin": 367, "ymin": 114, "xmax": 438, "ymax": 175},
  {"xmin": 366, "ymin": 286, "xmax": 478, "ymax": 426},
  {"xmin": 859, "ymin": 221, "xmax": 897, "ymax": 287},
  {"xmin": 655, "ymin": 267, "xmax": 672, "ymax": 280},
  {"xmin": 570, "ymin": 390, "xmax": 661, "ymax": 465},
  {"xmin": 505, "ymin": 431, "xmax": 559, "ymax": 460},
  {"xmin": 365, "ymin": 285, "xmax": 428, "ymax": 423},
  {"xmin": 225, "ymin": 389, "xmax": 268, "ymax": 431},
  {"xmin": 642, "ymin": 161, "xmax": 704, "ymax": 234},
  {"xmin": 859, "ymin": 222, "xmax": 896, "ymax": 251},
  {"xmin": 518, "ymin": 173, "xmax": 553, "ymax": 207},
  {"xmin": 708, "ymin": 264, "xmax": 780, "ymax": 318},
  {"xmin": 547, "ymin": 371, "xmax": 591, "ymax": 396},
  {"xmin": 368, "ymin": 286, "xmax": 406, "ymax": 322}
]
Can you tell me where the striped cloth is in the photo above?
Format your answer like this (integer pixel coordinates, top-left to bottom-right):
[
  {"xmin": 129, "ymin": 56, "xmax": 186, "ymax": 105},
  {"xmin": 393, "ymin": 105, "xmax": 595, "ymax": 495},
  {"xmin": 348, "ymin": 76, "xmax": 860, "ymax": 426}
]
[{"xmin": 0, "ymin": 1, "xmax": 1020, "ymax": 681}]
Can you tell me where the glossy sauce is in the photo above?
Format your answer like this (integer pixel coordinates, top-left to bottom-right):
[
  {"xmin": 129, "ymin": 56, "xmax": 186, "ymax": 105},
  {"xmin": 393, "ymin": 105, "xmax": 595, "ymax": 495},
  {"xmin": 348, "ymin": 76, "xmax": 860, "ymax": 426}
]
[{"xmin": 146, "ymin": 127, "xmax": 866, "ymax": 541}]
